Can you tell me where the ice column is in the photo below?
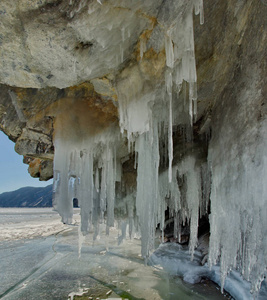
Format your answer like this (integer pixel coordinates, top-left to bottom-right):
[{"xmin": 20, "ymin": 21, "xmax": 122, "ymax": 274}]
[
  {"xmin": 53, "ymin": 139, "xmax": 74, "ymax": 224},
  {"xmin": 135, "ymin": 123, "xmax": 160, "ymax": 259},
  {"xmin": 157, "ymin": 155, "xmax": 203, "ymax": 256},
  {"xmin": 78, "ymin": 149, "xmax": 94, "ymax": 234},
  {"xmin": 104, "ymin": 146, "xmax": 116, "ymax": 233},
  {"xmin": 165, "ymin": 69, "xmax": 173, "ymax": 183},
  {"xmin": 179, "ymin": 156, "xmax": 201, "ymax": 259}
]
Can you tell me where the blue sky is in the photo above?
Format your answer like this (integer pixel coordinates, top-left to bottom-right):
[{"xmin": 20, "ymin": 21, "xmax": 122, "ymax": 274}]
[{"xmin": 0, "ymin": 131, "xmax": 52, "ymax": 194}]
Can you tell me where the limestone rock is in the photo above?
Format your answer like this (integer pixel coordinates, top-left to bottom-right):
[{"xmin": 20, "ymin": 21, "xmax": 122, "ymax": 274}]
[{"xmin": 25, "ymin": 157, "xmax": 53, "ymax": 181}]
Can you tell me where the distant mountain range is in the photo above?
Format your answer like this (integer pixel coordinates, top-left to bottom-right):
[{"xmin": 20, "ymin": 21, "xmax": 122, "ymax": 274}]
[{"xmin": 0, "ymin": 185, "xmax": 53, "ymax": 207}]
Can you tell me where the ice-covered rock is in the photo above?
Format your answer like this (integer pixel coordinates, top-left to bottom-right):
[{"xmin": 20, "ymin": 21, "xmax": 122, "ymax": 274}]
[{"xmin": 0, "ymin": 0, "xmax": 266, "ymax": 297}]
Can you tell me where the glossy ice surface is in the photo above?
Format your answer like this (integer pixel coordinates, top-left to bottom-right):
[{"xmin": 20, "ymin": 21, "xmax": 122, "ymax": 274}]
[{"xmin": 0, "ymin": 208, "xmax": 232, "ymax": 300}]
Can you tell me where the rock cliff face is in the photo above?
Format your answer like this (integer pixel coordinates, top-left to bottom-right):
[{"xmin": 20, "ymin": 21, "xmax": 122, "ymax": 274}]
[{"xmin": 0, "ymin": 0, "xmax": 266, "ymax": 294}]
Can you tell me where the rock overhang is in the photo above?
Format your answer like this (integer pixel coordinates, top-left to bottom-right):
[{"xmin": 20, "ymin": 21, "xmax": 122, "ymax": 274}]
[{"xmin": 0, "ymin": 0, "xmax": 266, "ymax": 294}]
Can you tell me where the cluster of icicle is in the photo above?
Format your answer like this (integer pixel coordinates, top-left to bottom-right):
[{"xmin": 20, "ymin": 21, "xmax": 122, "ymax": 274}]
[
  {"xmin": 52, "ymin": 0, "xmax": 266, "ymax": 296},
  {"xmin": 116, "ymin": 0, "xmax": 205, "ymax": 258},
  {"xmin": 53, "ymin": 0, "xmax": 204, "ymax": 255},
  {"xmin": 53, "ymin": 123, "xmax": 122, "ymax": 234}
]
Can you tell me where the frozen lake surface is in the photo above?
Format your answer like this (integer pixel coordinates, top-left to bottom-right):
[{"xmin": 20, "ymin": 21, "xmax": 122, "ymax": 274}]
[
  {"xmin": 0, "ymin": 208, "xmax": 265, "ymax": 300},
  {"xmin": 0, "ymin": 208, "xmax": 67, "ymax": 240}
]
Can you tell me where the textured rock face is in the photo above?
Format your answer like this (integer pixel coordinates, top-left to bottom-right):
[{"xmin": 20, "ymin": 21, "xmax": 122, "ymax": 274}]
[
  {"xmin": 0, "ymin": 0, "xmax": 266, "ymax": 294},
  {"xmin": 0, "ymin": 0, "xmax": 160, "ymax": 88}
]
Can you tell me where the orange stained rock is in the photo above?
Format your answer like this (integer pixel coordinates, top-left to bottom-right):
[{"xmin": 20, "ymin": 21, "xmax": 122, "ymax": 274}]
[
  {"xmin": 28, "ymin": 158, "xmax": 42, "ymax": 177},
  {"xmin": 51, "ymin": 97, "xmax": 119, "ymax": 141}
]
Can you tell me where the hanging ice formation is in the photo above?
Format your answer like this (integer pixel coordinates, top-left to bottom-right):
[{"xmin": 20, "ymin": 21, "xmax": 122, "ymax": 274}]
[
  {"xmin": 52, "ymin": 0, "xmax": 203, "ymax": 252},
  {"xmin": 52, "ymin": 0, "xmax": 266, "ymax": 296},
  {"xmin": 116, "ymin": 0, "xmax": 204, "ymax": 259},
  {"xmin": 52, "ymin": 98, "xmax": 122, "ymax": 236},
  {"xmin": 208, "ymin": 100, "xmax": 267, "ymax": 294}
]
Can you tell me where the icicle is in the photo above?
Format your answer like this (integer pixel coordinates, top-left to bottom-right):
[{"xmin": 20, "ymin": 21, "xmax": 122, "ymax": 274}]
[
  {"xmin": 100, "ymin": 162, "xmax": 107, "ymax": 221},
  {"xmin": 179, "ymin": 156, "xmax": 201, "ymax": 259},
  {"xmin": 165, "ymin": 33, "xmax": 174, "ymax": 69},
  {"xmin": 140, "ymin": 36, "xmax": 146, "ymax": 60},
  {"xmin": 121, "ymin": 27, "xmax": 125, "ymax": 43},
  {"xmin": 120, "ymin": 44, "xmax": 124, "ymax": 63},
  {"xmin": 189, "ymin": 82, "xmax": 197, "ymax": 123},
  {"xmin": 53, "ymin": 139, "xmax": 73, "ymax": 224},
  {"xmin": 160, "ymin": 206, "xmax": 165, "ymax": 244},
  {"xmin": 174, "ymin": 62, "xmax": 183, "ymax": 86},
  {"xmin": 136, "ymin": 123, "xmax": 160, "ymax": 258},
  {"xmin": 95, "ymin": 167, "xmax": 99, "ymax": 192},
  {"xmin": 174, "ymin": 215, "xmax": 181, "ymax": 241},
  {"xmin": 183, "ymin": 80, "xmax": 187, "ymax": 107},
  {"xmin": 73, "ymin": 56, "xmax": 76, "ymax": 75},
  {"xmin": 165, "ymin": 69, "xmax": 173, "ymax": 96},
  {"xmin": 68, "ymin": 176, "xmax": 76, "ymax": 203},
  {"xmin": 199, "ymin": 0, "xmax": 204, "ymax": 25},
  {"xmin": 106, "ymin": 147, "xmax": 115, "ymax": 230},
  {"xmin": 78, "ymin": 223, "xmax": 85, "ymax": 259},
  {"xmin": 116, "ymin": 158, "xmax": 122, "ymax": 182},
  {"xmin": 200, "ymin": 163, "xmax": 211, "ymax": 217},
  {"xmin": 165, "ymin": 69, "xmax": 173, "ymax": 183},
  {"xmin": 194, "ymin": 0, "xmax": 200, "ymax": 15},
  {"xmin": 194, "ymin": 0, "xmax": 204, "ymax": 25},
  {"xmin": 189, "ymin": 98, "xmax": 193, "ymax": 127},
  {"xmin": 134, "ymin": 150, "xmax": 138, "ymax": 169},
  {"xmin": 79, "ymin": 150, "xmax": 94, "ymax": 234},
  {"xmin": 125, "ymin": 193, "xmax": 135, "ymax": 239}
]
